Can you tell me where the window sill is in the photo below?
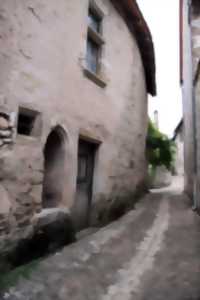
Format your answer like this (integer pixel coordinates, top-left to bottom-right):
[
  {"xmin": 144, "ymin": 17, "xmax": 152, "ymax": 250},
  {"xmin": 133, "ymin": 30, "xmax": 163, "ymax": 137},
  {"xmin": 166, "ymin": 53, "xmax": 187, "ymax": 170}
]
[
  {"xmin": 84, "ymin": 68, "xmax": 107, "ymax": 88},
  {"xmin": 16, "ymin": 134, "xmax": 40, "ymax": 143}
]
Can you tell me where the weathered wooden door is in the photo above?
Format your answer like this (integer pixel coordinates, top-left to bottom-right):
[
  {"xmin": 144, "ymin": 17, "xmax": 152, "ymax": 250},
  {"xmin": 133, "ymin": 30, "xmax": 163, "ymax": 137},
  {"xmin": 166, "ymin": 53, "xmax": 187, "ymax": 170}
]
[{"xmin": 73, "ymin": 139, "xmax": 96, "ymax": 230}]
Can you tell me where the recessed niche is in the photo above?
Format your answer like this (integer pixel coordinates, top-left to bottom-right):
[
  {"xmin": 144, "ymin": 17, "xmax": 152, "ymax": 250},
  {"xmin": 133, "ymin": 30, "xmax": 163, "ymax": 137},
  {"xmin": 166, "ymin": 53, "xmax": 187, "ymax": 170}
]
[{"xmin": 17, "ymin": 107, "xmax": 42, "ymax": 137}]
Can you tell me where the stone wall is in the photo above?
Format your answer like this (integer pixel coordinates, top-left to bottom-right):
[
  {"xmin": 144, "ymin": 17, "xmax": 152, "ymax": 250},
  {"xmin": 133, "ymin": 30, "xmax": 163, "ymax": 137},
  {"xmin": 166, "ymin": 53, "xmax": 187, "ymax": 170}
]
[
  {"xmin": 0, "ymin": 111, "xmax": 15, "ymax": 236},
  {"xmin": 0, "ymin": 0, "xmax": 149, "ymax": 255},
  {"xmin": 0, "ymin": 110, "xmax": 44, "ymax": 265},
  {"xmin": 181, "ymin": 0, "xmax": 195, "ymax": 199},
  {"xmin": 191, "ymin": 1, "xmax": 200, "ymax": 209},
  {"xmin": 0, "ymin": 113, "xmax": 14, "ymax": 147}
]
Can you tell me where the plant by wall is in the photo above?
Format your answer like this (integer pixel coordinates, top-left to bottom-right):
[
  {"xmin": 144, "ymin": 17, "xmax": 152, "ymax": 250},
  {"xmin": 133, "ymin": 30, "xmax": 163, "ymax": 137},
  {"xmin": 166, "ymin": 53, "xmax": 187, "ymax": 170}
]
[{"xmin": 146, "ymin": 120, "xmax": 176, "ymax": 170}]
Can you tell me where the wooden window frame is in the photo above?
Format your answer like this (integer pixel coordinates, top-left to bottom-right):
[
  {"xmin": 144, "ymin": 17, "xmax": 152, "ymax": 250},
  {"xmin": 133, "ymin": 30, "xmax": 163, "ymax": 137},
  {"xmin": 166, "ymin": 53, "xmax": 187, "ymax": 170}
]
[{"xmin": 84, "ymin": 1, "xmax": 107, "ymax": 88}]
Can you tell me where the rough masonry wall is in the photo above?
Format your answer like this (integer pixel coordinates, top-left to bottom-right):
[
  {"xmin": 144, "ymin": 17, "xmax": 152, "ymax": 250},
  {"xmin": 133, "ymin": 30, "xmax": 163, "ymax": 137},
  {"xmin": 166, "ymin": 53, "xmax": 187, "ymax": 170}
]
[{"xmin": 0, "ymin": 0, "xmax": 148, "ymax": 242}]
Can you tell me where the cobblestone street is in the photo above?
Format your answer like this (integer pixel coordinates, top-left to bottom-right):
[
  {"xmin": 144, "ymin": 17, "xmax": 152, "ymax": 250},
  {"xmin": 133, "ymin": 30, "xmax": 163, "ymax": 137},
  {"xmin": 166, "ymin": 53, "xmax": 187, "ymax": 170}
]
[{"xmin": 2, "ymin": 178, "xmax": 200, "ymax": 300}]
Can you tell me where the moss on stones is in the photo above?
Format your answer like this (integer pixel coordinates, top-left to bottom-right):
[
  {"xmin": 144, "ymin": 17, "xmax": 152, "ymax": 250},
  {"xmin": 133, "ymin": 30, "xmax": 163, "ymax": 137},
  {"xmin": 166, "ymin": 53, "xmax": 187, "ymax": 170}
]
[{"xmin": 0, "ymin": 258, "xmax": 41, "ymax": 292}]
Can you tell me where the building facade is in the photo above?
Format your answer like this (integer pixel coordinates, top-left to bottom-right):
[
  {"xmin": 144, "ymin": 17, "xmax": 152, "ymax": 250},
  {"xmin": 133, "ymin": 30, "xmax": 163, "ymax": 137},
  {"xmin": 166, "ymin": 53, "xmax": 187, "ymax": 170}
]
[
  {"xmin": 180, "ymin": 0, "xmax": 200, "ymax": 208},
  {"xmin": 0, "ymin": 0, "xmax": 156, "ymax": 247}
]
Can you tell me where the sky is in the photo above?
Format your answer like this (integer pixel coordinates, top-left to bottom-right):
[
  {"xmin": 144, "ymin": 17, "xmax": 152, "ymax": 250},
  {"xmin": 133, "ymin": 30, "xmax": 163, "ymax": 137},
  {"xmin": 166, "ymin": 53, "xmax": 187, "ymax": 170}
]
[{"xmin": 137, "ymin": 0, "xmax": 183, "ymax": 137}]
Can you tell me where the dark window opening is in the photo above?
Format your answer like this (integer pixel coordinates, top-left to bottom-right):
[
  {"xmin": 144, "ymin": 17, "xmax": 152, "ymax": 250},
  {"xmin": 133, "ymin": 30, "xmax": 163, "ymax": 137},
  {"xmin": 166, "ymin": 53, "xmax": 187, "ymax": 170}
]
[
  {"xmin": 17, "ymin": 107, "xmax": 41, "ymax": 137},
  {"xmin": 88, "ymin": 8, "xmax": 101, "ymax": 33},
  {"xmin": 86, "ymin": 37, "xmax": 100, "ymax": 73}
]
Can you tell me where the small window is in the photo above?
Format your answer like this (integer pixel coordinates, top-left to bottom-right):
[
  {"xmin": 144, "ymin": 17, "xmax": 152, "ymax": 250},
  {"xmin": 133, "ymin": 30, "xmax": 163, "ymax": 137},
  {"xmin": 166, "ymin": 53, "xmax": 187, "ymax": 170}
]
[
  {"xmin": 86, "ymin": 5, "xmax": 104, "ymax": 76},
  {"xmin": 17, "ymin": 107, "xmax": 42, "ymax": 137}
]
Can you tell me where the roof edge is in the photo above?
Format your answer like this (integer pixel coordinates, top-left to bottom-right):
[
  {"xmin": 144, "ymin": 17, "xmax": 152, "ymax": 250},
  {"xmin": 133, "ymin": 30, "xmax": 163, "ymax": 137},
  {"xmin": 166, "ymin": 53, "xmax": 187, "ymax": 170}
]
[{"xmin": 110, "ymin": 0, "xmax": 156, "ymax": 96}]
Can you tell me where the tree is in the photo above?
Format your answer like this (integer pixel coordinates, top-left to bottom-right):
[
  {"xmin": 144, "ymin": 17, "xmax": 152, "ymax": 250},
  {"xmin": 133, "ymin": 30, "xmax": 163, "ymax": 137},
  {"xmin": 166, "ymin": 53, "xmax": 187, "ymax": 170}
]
[{"xmin": 146, "ymin": 120, "xmax": 176, "ymax": 171}]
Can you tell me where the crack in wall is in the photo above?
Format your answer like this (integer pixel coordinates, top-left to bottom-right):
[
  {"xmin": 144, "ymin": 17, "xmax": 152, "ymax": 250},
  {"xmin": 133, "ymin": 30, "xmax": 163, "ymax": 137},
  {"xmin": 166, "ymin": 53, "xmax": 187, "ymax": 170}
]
[
  {"xmin": 19, "ymin": 49, "xmax": 32, "ymax": 60},
  {"xmin": 28, "ymin": 7, "xmax": 42, "ymax": 23}
]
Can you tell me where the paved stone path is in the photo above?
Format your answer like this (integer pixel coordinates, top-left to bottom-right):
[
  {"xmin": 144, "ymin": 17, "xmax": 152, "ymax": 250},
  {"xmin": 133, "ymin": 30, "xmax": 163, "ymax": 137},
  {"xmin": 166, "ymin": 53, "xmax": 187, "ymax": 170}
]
[{"xmin": 2, "ymin": 177, "xmax": 200, "ymax": 300}]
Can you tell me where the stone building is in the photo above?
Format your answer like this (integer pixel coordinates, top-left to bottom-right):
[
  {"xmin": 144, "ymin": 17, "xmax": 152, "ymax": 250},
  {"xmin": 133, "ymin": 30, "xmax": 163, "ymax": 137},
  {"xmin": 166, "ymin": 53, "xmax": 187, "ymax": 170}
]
[
  {"xmin": 0, "ymin": 0, "xmax": 156, "ymax": 255},
  {"xmin": 180, "ymin": 0, "xmax": 200, "ymax": 209}
]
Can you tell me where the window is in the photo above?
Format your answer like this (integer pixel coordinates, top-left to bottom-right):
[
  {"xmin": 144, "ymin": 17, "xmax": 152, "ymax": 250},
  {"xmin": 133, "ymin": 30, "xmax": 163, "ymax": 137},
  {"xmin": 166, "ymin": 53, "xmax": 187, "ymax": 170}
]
[
  {"xmin": 17, "ymin": 107, "xmax": 42, "ymax": 137},
  {"xmin": 87, "ymin": 37, "xmax": 99, "ymax": 74},
  {"xmin": 88, "ymin": 8, "xmax": 101, "ymax": 33},
  {"xmin": 86, "ymin": 5, "xmax": 104, "ymax": 76}
]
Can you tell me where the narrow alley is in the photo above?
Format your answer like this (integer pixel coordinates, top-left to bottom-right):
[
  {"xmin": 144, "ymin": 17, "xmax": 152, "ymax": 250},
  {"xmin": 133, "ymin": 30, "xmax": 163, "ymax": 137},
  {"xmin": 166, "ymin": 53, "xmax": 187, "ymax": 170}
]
[
  {"xmin": 3, "ymin": 178, "xmax": 200, "ymax": 300},
  {"xmin": 1, "ymin": 1, "xmax": 200, "ymax": 299}
]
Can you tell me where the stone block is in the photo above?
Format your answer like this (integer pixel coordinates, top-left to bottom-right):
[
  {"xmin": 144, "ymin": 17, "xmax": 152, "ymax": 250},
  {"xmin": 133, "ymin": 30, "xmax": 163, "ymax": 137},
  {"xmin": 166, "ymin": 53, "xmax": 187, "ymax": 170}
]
[
  {"xmin": 17, "ymin": 218, "xmax": 31, "ymax": 228},
  {"xmin": 0, "ymin": 130, "xmax": 11, "ymax": 138},
  {"xmin": 32, "ymin": 207, "xmax": 70, "ymax": 228},
  {"xmin": 30, "ymin": 172, "xmax": 43, "ymax": 185},
  {"xmin": 15, "ymin": 193, "xmax": 34, "ymax": 206},
  {"xmin": 14, "ymin": 207, "xmax": 33, "ymax": 221},
  {"xmin": 0, "ymin": 117, "xmax": 9, "ymax": 130},
  {"xmin": 6, "ymin": 208, "xmax": 76, "ymax": 267},
  {"xmin": 9, "ymin": 112, "xmax": 16, "ymax": 128},
  {"xmin": 3, "ymin": 138, "xmax": 12, "ymax": 144},
  {"xmin": 0, "ymin": 184, "xmax": 11, "ymax": 215},
  {"xmin": 30, "ymin": 185, "xmax": 42, "ymax": 204}
]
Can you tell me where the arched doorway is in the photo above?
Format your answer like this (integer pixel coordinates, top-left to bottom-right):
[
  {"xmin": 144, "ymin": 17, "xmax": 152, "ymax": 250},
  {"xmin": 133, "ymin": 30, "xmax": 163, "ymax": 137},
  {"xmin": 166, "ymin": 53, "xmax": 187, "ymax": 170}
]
[{"xmin": 42, "ymin": 126, "xmax": 67, "ymax": 208}]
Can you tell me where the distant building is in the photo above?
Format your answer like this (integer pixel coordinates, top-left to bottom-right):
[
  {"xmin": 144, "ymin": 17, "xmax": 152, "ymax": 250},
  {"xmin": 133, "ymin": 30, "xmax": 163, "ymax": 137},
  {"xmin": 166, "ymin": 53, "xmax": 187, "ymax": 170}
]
[{"xmin": 153, "ymin": 110, "xmax": 159, "ymax": 129}]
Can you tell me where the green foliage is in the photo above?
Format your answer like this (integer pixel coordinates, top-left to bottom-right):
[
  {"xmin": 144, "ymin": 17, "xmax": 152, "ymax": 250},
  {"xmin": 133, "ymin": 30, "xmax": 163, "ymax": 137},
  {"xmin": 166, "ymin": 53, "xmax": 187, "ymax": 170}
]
[{"xmin": 146, "ymin": 120, "xmax": 176, "ymax": 170}]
